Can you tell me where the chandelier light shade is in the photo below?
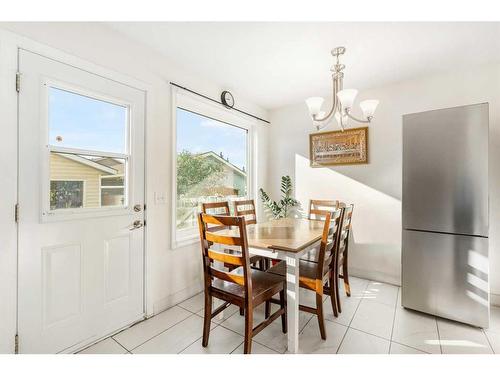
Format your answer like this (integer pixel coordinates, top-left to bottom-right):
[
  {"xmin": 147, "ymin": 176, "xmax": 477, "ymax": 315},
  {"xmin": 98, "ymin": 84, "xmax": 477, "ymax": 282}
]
[
  {"xmin": 305, "ymin": 46, "xmax": 379, "ymax": 131},
  {"xmin": 360, "ymin": 99, "xmax": 379, "ymax": 120},
  {"xmin": 305, "ymin": 97, "xmax": 325, "ymax": 117},
  {"xmin": 337, "ymin": 89, "xmax": 358, "ymax": 110}
]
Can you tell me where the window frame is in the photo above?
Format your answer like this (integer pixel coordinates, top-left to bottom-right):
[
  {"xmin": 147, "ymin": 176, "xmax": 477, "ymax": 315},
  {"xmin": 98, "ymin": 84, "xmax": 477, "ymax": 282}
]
[
  {"xmin": 40, "ymin": 79, "xmax": 133, "ymax": 221},
  {"xmin": 171, "ymin": 87, "xmax": 256, "ymax": 249},
  {"xmin": 99, "ymin": 174, "xmax": 126, "ymax": 207}
]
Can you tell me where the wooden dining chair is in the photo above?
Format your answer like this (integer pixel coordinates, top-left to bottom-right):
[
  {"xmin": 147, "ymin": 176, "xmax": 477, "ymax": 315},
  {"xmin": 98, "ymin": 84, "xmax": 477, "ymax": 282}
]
[
  {"xmin": 233, "ymin": 199, "xmax": 257, "ymax": 224},
  {"xmin": 335, "ymin": 204, "xmax": 354, "ymax": 313},
  {"xmin": 201, "ymin": 201, "xmax": 263, "ymax": 271},
  {"xmin": 233, "ymin": 199, "xmax": 272, "ymax": 270},
  {"xmin": 308, "ymin": 199, "xmax": 340, "ymax": 220},
  {"xmin": 301, "ymin": 199, "xmax": 340, "ymax": 263},
  {"xmin": 266, "ymin": 209, "xmax": 342, "ymax": 339},
  {"xmin": 198, "ymin": 213, "xmax": 287, "ymax": 354}
]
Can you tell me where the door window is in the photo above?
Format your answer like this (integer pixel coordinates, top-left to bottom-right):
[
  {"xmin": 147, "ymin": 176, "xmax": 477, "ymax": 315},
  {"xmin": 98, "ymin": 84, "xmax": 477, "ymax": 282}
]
[{"xmin": 47, "ymin": 86, "xmax": 129, "ymax": 213}]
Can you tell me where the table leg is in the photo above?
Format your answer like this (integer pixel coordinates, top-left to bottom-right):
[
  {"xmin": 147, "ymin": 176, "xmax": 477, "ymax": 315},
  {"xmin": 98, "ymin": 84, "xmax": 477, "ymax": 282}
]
[{"xmin": 285, "ymin": 253, "xmax": 300, "ymax": 353}]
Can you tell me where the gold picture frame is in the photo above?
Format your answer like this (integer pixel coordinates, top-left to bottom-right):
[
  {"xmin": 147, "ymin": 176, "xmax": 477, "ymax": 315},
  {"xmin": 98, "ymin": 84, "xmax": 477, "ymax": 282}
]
[{"xmin": 309, "ymin": 126, "xmax": 369, "ymax": 167}]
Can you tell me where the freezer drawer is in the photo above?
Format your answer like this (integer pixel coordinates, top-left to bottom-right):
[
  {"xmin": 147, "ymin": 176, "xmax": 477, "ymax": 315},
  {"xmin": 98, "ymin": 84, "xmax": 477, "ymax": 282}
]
[
  {"xmin": 402, "ymin": 229, "xmax": 489, "ymax": 328},
  {"xmin": 402, "ymin": 103, "xmax": 489, "ymax": 237}
]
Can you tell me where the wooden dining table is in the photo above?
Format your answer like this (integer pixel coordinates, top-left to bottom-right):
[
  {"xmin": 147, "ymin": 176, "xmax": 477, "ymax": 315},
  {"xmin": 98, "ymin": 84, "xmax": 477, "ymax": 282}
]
[{"xmin": 219, "ymin": 218, "xmax": 325, "ymax": 353}]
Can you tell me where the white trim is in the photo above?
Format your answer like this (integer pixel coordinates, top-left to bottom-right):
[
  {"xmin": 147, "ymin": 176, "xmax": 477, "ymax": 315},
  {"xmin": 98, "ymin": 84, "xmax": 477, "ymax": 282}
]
[{"xmin": 170, "ymin": 87, "xmax": 257, "ymax": 249}]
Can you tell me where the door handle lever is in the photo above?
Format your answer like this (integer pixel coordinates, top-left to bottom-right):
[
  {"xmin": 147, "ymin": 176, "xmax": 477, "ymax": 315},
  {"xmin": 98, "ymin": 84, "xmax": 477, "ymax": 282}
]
[{"xmin": 129, "ymin": 220, "xmax": 144, "ymax": 230}]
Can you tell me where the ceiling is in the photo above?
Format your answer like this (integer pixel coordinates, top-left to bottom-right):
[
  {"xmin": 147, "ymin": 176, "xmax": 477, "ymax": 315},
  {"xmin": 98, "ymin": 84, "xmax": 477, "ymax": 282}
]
[{"xmin": 107, "ymin": 22, "xmax": 500, "ymax": 110}]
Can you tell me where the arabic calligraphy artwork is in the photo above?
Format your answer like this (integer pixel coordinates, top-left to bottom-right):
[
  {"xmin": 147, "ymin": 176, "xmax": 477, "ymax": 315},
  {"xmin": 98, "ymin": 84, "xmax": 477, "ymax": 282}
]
[{"xmin": 309, "ymin": 127, "xmax": 368, "ymax": 167}]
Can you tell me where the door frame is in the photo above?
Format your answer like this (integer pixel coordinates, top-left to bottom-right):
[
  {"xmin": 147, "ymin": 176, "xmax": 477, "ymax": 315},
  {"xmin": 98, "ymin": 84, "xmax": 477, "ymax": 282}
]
[{"xmin": 0, "ymin": 28, "xmax": 153, "ymax": 353}]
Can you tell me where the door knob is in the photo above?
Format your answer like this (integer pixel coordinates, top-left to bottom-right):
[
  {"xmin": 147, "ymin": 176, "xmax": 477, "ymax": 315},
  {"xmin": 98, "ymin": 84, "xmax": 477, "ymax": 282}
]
[{"xmin": 129, "ymin": 220, "xmax": 144, "ymax": 230}]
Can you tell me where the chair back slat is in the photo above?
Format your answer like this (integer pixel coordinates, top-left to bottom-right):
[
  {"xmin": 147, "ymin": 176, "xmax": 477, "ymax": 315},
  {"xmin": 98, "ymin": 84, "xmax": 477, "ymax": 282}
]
[
  {"xmin": 202, "ymin": 201, "xmax": 231, "ymax": 215},
  {"xmin": 233, "ymin": 199, "xmax": 257, "ymax": 225},
  {"xmin": 198, "ymin": 213, "xmax": 252, "ymax": 295},
  {"xmin": 206, "ymin": 231, "xmax": 243, "ymax": 246},
  {"xmin": 309, "ymin": 199, "xmax": 339, "ymax": 220},
  {"xmin": 208, "ymin": 249, "xmax": 244, "ymax": 266},
  {"xmin": 209, "ymin": 267, "xmax": 245, "ymax": 286},
  {"xmin": 201, "ymin": 201, "xmax": 232, "ymax": 233}
]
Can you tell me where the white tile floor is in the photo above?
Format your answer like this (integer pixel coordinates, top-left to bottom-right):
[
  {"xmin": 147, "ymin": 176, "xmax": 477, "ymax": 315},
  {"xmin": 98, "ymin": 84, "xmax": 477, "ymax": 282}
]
[{"xmin": 78, "ymin": 276, "xmax": 500, "ymax": 354}]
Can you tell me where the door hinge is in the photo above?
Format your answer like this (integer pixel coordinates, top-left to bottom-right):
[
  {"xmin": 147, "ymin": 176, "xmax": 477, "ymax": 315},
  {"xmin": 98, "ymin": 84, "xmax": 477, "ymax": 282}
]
[
  {"xmin": 15, "ymin": 203, "xmax": 19, "ymax": 223},
  {"xmin": 14, "ymin": 334, "xmax": 19, "ymax": 354},
  {"xmin": 15, "ymin": 71, "xmax": 21, "ymax": 93}
]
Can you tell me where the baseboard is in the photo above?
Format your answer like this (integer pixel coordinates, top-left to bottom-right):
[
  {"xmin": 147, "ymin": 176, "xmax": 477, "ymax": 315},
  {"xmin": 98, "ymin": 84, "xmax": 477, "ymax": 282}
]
[
  {"xmin": 349, "ymin": 267, "xmax": 401, "ymax": 287},
  {"xmin": 151, "ymin": 280, "xmax": 203, "ymax": 317},
  {"xmin": 491, "ymin": 293, "xmax": 500, "ymax": 307}
]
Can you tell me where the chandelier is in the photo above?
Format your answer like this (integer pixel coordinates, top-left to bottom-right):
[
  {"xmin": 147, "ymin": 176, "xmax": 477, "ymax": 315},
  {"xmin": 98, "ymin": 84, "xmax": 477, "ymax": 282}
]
[{"xmin": 305, "ymin": 46, "xmax": 379, "ymax": 131}]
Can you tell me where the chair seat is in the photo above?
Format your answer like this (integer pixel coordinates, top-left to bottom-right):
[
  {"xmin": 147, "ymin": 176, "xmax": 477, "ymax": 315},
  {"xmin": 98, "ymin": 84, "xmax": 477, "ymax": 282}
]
[
  {"xmin": 267, "ymin": 260, "xmax": 325, "ymax": 292},
  {"xmin": 300, "ymin": 246, "xmax": 320, "ymax": 263},
  {"xmin": 212, "ymin": 268, "xmax": 285, "ymax": 303}
]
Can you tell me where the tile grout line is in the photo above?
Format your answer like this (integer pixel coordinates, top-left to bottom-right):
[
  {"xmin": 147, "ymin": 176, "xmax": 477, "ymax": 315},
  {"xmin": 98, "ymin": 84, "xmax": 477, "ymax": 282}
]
[
  {"xmin": 388, "ymin": 287, "xmax": 400, "ymax": 354},
  {"xmin": 126, "ymin": 311, "xmax": 197, "ymax": 352},
  {"xmin": 111, "ymin": 336, "xmax": 132, "ymax": 354},
  {"xmin": 389, "ymin": 340, "xmax": 429, "ymax": 354},
  {"xmin": 482, "ymin": 329, "xmax": 495, "ymax": 354},
  {"xmin": 435, "ymin": 318, "xmax": 443, "ymax": 354},
  {"xmin": 218, "ymin": 321, "xmax": 288, "ymax": 354},
  {"xmin": 336, "ymin": 280, "xmax": 370, "ymax": 353}
]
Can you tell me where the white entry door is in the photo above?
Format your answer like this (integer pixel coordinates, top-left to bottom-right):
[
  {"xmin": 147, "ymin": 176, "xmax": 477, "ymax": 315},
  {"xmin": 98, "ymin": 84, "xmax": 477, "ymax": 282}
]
[{"xmin": 18, "ymin": 49, "xmax": 145, "ymax": 353}]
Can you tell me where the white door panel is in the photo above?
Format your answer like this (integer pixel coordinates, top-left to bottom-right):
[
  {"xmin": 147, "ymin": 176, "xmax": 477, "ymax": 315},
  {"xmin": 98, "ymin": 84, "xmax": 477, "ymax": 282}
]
[{"xmin": 18, "ymin": 49, "xmax": 145, "ymax": 353}]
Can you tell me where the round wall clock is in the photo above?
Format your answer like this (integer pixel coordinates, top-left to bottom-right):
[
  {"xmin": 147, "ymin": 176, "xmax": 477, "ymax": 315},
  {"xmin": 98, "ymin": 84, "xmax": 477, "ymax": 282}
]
[{"xmin": 221, "ymin": 90, "xmax": 235, "ymax": 108}]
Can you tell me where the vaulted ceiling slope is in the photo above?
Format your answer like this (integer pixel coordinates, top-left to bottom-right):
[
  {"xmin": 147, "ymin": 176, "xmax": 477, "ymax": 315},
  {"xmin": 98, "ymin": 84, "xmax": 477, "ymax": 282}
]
[{"xmin": 107, "ymin": 22, "xmax": 500, "ymax": 109}]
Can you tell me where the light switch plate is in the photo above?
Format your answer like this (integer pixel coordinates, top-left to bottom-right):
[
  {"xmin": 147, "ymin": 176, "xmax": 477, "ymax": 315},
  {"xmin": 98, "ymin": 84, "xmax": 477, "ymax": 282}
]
[{"xmin": 154, "ymin": 191, "xmax": 167, "ymax": 204}]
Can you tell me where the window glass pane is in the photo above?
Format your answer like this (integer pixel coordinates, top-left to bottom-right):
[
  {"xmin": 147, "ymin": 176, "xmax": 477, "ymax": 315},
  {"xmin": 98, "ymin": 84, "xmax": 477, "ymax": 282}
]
[
  {"xmin": 176, "ymin": 108, "xmax": 247, "ymax": 232},
  {"xmin": 49, "ymin": 151, "xmax": 127, "ymax": 210},
  {"xmin": 48, "ymin": 87, "xmax": 127, "ymax": 153},
  {"xmin": 50, "ymin": 181, "xmax": 83, "ymax": 209},
  {"xmin": 101, "ymin": 188, "xmax": 125, "ymax": 207}
]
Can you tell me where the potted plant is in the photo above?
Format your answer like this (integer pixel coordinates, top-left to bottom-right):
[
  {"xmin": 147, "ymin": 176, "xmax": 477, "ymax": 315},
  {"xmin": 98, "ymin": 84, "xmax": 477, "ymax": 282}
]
[{"xmin": 259, "ymin": 175, "xmax": 299, "ymax": 219}]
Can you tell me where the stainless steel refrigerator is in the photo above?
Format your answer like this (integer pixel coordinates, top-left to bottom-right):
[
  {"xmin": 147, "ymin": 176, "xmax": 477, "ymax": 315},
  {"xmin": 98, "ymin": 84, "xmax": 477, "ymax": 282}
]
[{"xmin": 402, "ymin": 103, "xmax": 490, "ymax": 328}]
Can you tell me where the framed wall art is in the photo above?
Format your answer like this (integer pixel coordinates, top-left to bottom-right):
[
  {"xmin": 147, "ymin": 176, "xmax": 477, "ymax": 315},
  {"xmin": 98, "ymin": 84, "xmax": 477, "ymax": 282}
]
[{"xmin": 309, "ymin": 126, "xmax": 368, "ymax": 167}]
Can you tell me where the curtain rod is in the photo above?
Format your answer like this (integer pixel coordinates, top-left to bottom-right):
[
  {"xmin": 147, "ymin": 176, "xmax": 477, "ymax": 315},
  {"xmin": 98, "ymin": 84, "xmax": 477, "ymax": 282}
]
[{"xmin": 170, "ymin": 82, "xmax": 270, "ymax": 124}]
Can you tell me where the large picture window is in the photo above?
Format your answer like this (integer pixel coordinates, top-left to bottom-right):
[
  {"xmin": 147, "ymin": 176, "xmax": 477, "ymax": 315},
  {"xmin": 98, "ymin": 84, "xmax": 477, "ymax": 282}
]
[{"xmin": 175, "ymin": 107, "xmax": 249, "ymax": 238}]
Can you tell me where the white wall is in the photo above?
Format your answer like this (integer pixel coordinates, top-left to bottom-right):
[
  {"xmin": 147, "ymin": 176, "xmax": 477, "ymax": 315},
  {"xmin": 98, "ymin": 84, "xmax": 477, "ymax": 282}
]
[
  {"xmin": 268, "ymin": 63, "xmax": 500, "ymax": 304},
  {"xmin": 0, "ymin": 22, "xmax": 269, "ymax": 331}
]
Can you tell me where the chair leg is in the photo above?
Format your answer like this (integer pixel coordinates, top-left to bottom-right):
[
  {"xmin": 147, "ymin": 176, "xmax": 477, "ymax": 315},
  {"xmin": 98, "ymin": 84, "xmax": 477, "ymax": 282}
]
[
  {"xmin": 258, "ymin": 258, "xmax": 265, "ymax": 271},
  {"xmin": 265, "ymin": 300, "xmax": 271, "ymax": 319},
  {"xmin": 329, "ymin": 275, "xmax": 339, "ymax": 318},
  {"xmin": 343, "ymin": 255, "xmax": 351, "ymax": 297},
  {"xmin": 316, "ymin": 293, "xmax": 326, "ymax": 340},
  {"xmin": 280, "ymin": 289, "xmax": 287, "ymax": 333},
  {"xmin": 240, "ymin": 307, "xmax": 244, "ymax": 316},
  {"xmin": 202, "ymin": 292, "xmax": 212, "ymax": 347},
  {"xmin": 336, "ymin": 268, "xmax": 342, "ymax": 314},
  {"xmin": 243, "ymin": 306, "xmax": 253, "ymax": 354}
]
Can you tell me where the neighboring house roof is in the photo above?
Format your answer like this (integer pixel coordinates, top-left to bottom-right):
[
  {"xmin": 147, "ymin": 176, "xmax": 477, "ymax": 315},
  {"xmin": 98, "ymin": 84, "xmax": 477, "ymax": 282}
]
[
  {"xmin": 57, "ymin": 153, "xmax": 118, "ymax": 175},
  {"xmin": 198, "ymin": 151, "xmax": 246, "ymax": 177}
]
